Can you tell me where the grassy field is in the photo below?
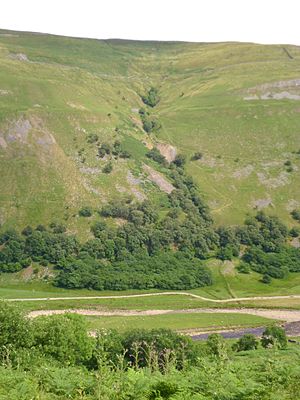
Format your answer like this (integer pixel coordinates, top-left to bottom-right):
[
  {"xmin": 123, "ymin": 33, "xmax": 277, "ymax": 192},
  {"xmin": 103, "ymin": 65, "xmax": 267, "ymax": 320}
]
[
  {"xmin": 0, "ymin": 30, "xmax": 300, "ymax": 234},
  {"xmin": 3, "ymin": 258, "xmax": 300, "ymax": 313},
  {"xmin": 85, "ymin": 312, "xmax": 274, "ymax": 333}
]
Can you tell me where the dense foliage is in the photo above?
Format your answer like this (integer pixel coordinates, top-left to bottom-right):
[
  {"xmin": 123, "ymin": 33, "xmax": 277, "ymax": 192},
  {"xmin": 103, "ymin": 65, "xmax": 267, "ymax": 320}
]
[
  {"xmin": 0, "ymin": 146, "xmax": 299, "ymax": 289},
  {"xmin": 0, "ymin": 302, "xmax": 299, "ymax": 400},
  {"xmin": 139, "ymin": 108, "xmax": 161, "ymax": 133},
  {"xmin": 141, "ymin": 87, "xmax": 160, "ymax": 107},
  {"xmin": 54, "ymin": 252, "xmax": 212, "ymax": 290}
]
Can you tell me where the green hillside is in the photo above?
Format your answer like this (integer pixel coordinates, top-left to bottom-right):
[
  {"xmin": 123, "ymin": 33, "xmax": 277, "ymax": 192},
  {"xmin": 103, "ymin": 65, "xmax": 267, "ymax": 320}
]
[{"xmin": 0, "ymin": 29, "xmax": 300, "ymax": 235}]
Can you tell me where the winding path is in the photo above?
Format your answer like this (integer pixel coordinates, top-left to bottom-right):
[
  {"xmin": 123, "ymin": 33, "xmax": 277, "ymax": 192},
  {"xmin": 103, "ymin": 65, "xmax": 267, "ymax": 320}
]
[
  {"xmin": 9, "ymin": 291, "xmax": 300, "ymax": 339},
  {"xmin": 7, "ymin": 291, "xmax": 300, "ymax": 303}
]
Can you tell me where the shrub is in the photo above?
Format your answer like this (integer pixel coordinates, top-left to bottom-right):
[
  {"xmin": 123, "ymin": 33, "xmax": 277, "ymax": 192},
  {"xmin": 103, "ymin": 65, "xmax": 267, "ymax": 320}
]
[
  {"xmin": 261, "ymin": 325, "xmax": 287, "ymax": 349},
  {"xmin": 206, "ymin": 333, "xmax": 227, "ymax": 359},
  {"xmin": 261, "ymin": 274, "xmax": 272, "ymax": 284},
  {"xmin": 146, "ymin": 148, "xmax": 167, "ymax": 165},
  {"xmin": 291, "ymin": 209, "xmax": 300, "ymax": 222},
  {"xmin": 86, "ymin": 133, "xmax": 98, "ymax": 144},
  {"xmin": 33, "ymin": 314, "xmax": 94, "ymax": 365},
  {"xmin": 237, "ymin": 262, "xmax": 251, "ymax": 274},
  {"xmin": 191, "ymin": 152, "xmax": 203, "ymax": 161},
  {"xmin": 102, "ymin": 162, "xmax": 113, "ymax": 174},
  {"xmin": 233, "ymin": 334, "xmax": 258, "ymax": 352},
  {"xmin": 98, "ymin": 143, "xmax": 111, "ymax": 158},
  {"xmin": 79, "ymin": 207, "xmax": 93, "ymax": 217},
  {"xmin": 172, "ymin": 154, "xmax": 186, "ymax": 167},
  {"xmin": 0, "ymin": 302, "xmax": 33, "ymax": 351},
  {"xmin": 290, "ymin": 227, "xmax": 300, "ymax": 237}
]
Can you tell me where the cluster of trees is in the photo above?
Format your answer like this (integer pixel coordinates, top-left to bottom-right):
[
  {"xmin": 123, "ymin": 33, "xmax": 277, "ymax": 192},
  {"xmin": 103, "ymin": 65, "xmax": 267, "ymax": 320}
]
[
  {"xmin": 139, "ymin": 108, "xmax": 161, "ymax": 133},
  {"xmin": 0, "ymin": 226, "xmax": 78, "ymax": 273},
  {"xmin": 146, "ymin": 147, "xmax": 167, "ymax": 165},
  {"xmin": 98, "ymin": 140, "xmax": 131, "ymax": 159},
  {"xmin": 141, "ymin": 87, "xmax": 160, "ymax": 108},
  {"xmin": 1, "ymin": 129, "xmax": 299, "ymax": 288},
  {"xmin": 0, "ymin": 302, "xmax": 297, "ymax": 400},
  {"xmin": 210, "ymin": 325, "xmax": 287, "ymax": 357},
  {"xmin": 54, "ymin": 252, "xmax": 212, "ymax": 290},
  {"xmin": 1, "ymin": 183, "xmax": 299, "ymax": 288}
]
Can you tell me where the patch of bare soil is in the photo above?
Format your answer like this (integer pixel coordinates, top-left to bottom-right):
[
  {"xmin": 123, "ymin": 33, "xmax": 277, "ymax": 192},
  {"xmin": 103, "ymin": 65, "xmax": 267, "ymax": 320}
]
[
  {"xmin": 156, "ymin": 143, "xmax": 177, "ymax": 163},
  {"xmin": 67, "ymin": 102, "xmax": 87, "ymax": 111},
  {"xmin": 143, "ymin": 165, "xmax": 175, "ymax": 194},
  {"xmin": 28, "ymin": 309, "xmax": 173, "ymax": 318},
  {"xmin": 286, "ymin": 199, "xmax": 300, "ymax": 212},
  {"xmin": 27, "ymin": 307, "xmax": 300, "ymax": 327},
  {"xmin": 20, "ymin": 266, "xmax": 34, "ymax": 281},
  {"xmin": 0, "ymin": 137, "xmax": 7, "ymax": 149},
  {"xmin": 221, "ymin": 261, "xmax": 236, "ymax": 277},
  {"xmin": 126, "ymin": 171, "xmax": 146, "ymax": 201},
  {"xmin": 291, "ymin": 238, "xmax": 300, "ymax": 248},
  {"xmin": 232, "ymin": 165, "xmax": 254, "ymax": 179},
  {"xmin": 9, "ymin": 53, "xmax": 29, "ymax": 61},
  {"xmin": 244, "ymin": 79, "xmax": 300, "ymax": 101},
  {"xmin": 6, "ymin": 117, "xmax": 31, "ymax": 144},
  {"xmin": 257, "ymin": 171, "xmax": 290, "ymax": 188},
  {"xmin": 248, "ymin": 79, "xmax": 300, "ymax": 92},
  {"xmin": 0, "ymin": 89, "xmax": 10, "ymax": 96},
  {"xmin": 79, "ymin": 167, "xmax": 101, "ymax": 175},
  {"xmin": 251, "ymin": 198, "xmax": 273, "ymax": 210}
]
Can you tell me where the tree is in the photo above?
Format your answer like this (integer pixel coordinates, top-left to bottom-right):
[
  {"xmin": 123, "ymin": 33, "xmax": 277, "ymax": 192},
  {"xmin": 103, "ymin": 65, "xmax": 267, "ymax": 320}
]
[
  {"xmin": 233, "ymin": 334, "xmax": 258, "ymax": 352},
  {"xmin": 0, "ymin": 301, "xmax": 33, "ymax": 351},
  {"xmin": 173, "ymin": 154, "xmax": 186, "ymax": 167},
  {"xmin": 33, "ymin": 314, "xmax": 94, "ymax": 365},
  {"xmin": 261, "ymin": 325, "xmax": 287, "ymax": 349},
  {"xmin": 206, "ymin": 333, "xmax": 227, "ymax": 359}
]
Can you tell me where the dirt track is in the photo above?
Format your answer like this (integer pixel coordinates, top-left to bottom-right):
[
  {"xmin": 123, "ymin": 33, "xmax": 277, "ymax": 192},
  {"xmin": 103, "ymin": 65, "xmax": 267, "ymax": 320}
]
[
  {"xmin": 28, "ymin": 307, "xmax": 300, "ymax": 323},
  {"xmin": 8, "ymin": 291, "xmax": 300, "ymax": 303}
]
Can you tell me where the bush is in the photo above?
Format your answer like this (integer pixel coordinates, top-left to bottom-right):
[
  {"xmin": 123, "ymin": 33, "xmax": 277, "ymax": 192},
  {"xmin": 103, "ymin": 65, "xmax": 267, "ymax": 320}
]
[
  {"xmin": 290, "ymin": 227, "xmax": 300, "ymax": 237},
  {"xmin": 33, "ymin": 314, "xmax": 94, "ymax": 365},
  {"xmin": 98, "ymin": 143, "xmax": 111, "ymax": 158},
  {"xmin": 146, "ymin": 148, "xmax": 167, "ymax": 165},
  {"xmin": 191, "ymin": 152, "xmax": 203, "ymax": 161},
  {"xmin": 261, "ymin": 325, "xmax": 287, "ymax": 349},
  {"xmin": 291, "ymin": 209, "xmax": 300, "ymax": 222},
  {"xmin": 206, "ymin": 333, "xmax": 227, "ymax": 359},
  {"xmin": 233, "ymin": 334, "xmax": 258, "ymax": 352},
  {"xmin": 172, "ymin": 154, "xmax": 186, "ymax": 167},
  {"xmin": 79, "ymin": 206, "xmax": 93, "ymax": 217},
  {"xmin": 0, "ymin": 302, "xmax": 33, "ymax": 351},
  {"xmin": 261, "ymin": 274, "xmax": 272, "ymax": 284},
  {"xmin": 86, "ymin": 133, "xmax": 98, "ymax": 144},
  {"xmin": 237, "ymin": 262, "xmax": 251, "ymax": 274},
  {"xmin": 102, "ymin": 162, "xmax": 113, "ymax": 174},
  {"xmin": 122, "ymin": 328, "xmax": 193, "ymax": 369}
]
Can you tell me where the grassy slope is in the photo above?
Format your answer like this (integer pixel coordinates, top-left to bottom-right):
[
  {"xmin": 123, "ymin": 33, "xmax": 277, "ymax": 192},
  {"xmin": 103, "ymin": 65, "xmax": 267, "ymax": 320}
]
[{"xmin": 0, "ymin": 30, "xmax": 300, "ymax": 235}]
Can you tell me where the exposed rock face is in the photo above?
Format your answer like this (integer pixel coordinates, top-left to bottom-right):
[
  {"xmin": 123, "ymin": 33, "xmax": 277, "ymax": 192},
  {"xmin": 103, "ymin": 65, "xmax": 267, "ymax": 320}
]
[
  {"xmin": 143, "ymin": 164, "xmax": 175, "ymax": 194},
  {"xmin": 156, "ymin": 143, "xmax": 177, "ymax": 163}
]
